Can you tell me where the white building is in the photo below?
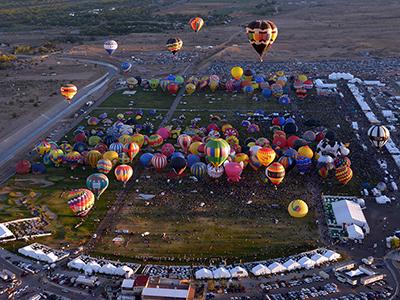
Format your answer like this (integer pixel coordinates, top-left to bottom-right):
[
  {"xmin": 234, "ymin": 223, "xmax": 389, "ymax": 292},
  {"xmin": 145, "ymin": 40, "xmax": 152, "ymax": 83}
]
[
  {"xmin": 331, "ymin": 200, "xmax": 370, "ymax": 234},
  {"xmin": 251, "ymin": 264, "xmax": 271, "ymax": 276}
]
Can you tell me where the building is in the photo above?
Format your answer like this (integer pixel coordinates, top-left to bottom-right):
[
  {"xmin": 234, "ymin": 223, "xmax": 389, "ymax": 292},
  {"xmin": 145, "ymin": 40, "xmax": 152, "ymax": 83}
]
[
  {"xmin": 141, "ymin": 278, "xmax": 195, "ymax": 300},
  {"xmin": 360, "ymin": 274, "xmax": 385, "ymax": 285},
  {"xmin": 334, "ymin": 261, "xmax": 356, "ymax": 272},
  {"xmin": 121, "ymin": 279, "xmax": 135, "ymax": 299},
  {"xmin": 134, "ymin": 275, "xmax": 150, "ymax": 295},
  {"xmin": 331, "ymin": 200, "xmax": 369, "ymax": 235}
]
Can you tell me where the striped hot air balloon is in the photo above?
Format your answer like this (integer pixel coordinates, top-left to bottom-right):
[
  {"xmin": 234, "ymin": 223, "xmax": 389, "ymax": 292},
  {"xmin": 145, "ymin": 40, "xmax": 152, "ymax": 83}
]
[
  {"xmin": 177, "ymin": 134, "xmax": 192, "ymax": 153},
  {"xmin": 256, "ymin": 147, "xmax": 276, "ymax": 167},
  {"xmin": 97, "ymin": 159, "xmax": 112, "ymax": 174},
  {"xmin": 204, "ymin": 138, "xmax": 230, "ymax": 168},
  {"xmin": 166, "ymin": 37, "xmax": 183, "ymax": 55},
  {"xmin": 335, "ymin": 166, "xmax": 353, "ymax": 185},
  {"xmin": 87, "ymin": 150, "xmax": 103, "ymax": 168},
  {"xmin": 190, "ymin": 162, "xmax": 207, "ymax": 179},
  {"xmin": 189, "ymin": 17, "xmax": 205, "ymax": 32},
  {"xmin": 151, "ymin": 153, "xmax": 168, "ymax": 171},
  {"xmin": 67, "ymin": 189, "xmax": 95, "ymax": 217},
  {"xmin": 278, "ymin": 156, "xmax": 295, "ymax": 171},
  {"xmin": 115, "ymin": 164, "xmax": 133, "ymax": 187},
  {"xmin": 65, "ymin": 151, "xmax": 81, "ymax": 168},
  {"xmin": 296, "ymin": 155, "xmax": 311, "ymax": 175},
  {"xmin": 266, "ymin": 162, "xmax": 285, "ymax": 188},
  {"xmin": 123, "ymin": 142, "xmax": 140, "ymax": 161},
  {"xmin": 109, "ymin": 142, "xmax": 124, "ymax": 154},
  {"xmin": 367, "ymin": 125, "xmax": 390, "ymax": 149},
  {"xmin": 86, "ymin": 173, "xmax": 109, "ymax": 199}
]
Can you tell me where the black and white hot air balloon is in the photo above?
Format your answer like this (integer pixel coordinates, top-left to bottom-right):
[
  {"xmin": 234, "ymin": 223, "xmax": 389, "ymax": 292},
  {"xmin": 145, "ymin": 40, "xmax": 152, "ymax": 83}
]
[{"xmin": 367, "ymin": 125, "xmax": 390, "ymax": 149}]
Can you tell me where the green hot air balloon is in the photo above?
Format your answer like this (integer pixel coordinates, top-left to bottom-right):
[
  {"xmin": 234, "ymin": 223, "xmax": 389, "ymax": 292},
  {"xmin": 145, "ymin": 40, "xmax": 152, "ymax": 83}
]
[
  {"xmin": 86, "ymin": 173, "xmax": 109, "ymax": 199},
  {"xmin": 204, "ymin": 138, "xmax": 231, "ymax": 168}
]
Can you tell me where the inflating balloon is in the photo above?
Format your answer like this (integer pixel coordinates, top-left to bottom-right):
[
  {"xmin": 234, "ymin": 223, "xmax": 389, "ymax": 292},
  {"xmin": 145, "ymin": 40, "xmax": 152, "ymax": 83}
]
[
  {"xmin": 67, "ymin": 189, "xmax": 95, "ymax": 217},
  {"xmin": 266, "ymin": 162, "xmax": 285, "ymax": 188},
  {"xmin": 288, "ymin": 199, "xmax": 308, "ymax": 218},
  {"xmin": 190, "ymin": 162, "xmax": 207, "ymax": 179},
  {"xmin": 205, "ymin": 138, "xmax": 230, "ymax": 168},
  {"xmin": 170, "ymin": 156, "xmax": 187, "ymax": 175},
  {"xmin": 86, "ymin": 173, "xmax": 109, "ymax": 199},
  {"xmin": 257, "ymin": 147, "xmax": 276, "ymax": 167},
  {"xmin": 151, "ymin": 153, "xmax": 168, "ymax": 171},
  {"xmin": 166, "ymin": 37, "xmax": 183, "ymax": 55}
]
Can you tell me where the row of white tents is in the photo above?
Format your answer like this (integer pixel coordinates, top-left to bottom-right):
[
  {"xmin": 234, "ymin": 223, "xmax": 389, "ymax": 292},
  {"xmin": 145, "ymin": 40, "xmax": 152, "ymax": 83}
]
[
  {"xmin": 195, "ymin": 250, "xmax": 341, "ymax": 279},
  {"xmin": 67, "ymin": 257, "xmax": 134, "ymax": 278},
  {"xmin": 18, "ymin": 244, "xmax": 68, "ymax": 263}
]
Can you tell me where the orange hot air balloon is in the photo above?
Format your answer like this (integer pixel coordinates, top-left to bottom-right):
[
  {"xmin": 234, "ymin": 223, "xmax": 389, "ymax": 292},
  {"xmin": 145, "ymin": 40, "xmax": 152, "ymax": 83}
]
[
  {"xmin": 60, "ymin": 84, "xmax": 77, "ymax": 103},
  {"xmin": 266, "ymin": 162, "xmax": 285, "ymax": 188},
  {"xmin": 189, "ymin": 17, "xmax": 204, "ymax": 32},
  {"xmin": 256, "ymin": 147, "xmax": 276, "ymax": 167},
  {"xmin": 87, "ymin": 150, "xmax": 102, "ymax": 168},
  {"xmin": 115, "ymin": 164, "xmax": 133, "ymax": 187},
  {"xmin": 335, "ymin": 166, "xmax": 353, "ymax": 185},
  {"xmin": 123, "ymin": 142, "xmax": 140, "ymax": 161}
]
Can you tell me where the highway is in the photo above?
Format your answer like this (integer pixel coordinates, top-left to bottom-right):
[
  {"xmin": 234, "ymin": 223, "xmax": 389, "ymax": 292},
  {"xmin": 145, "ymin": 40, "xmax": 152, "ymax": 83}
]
[{"xmin": 0, "ymin": 57, "xmax": 119, "ymax": 185}]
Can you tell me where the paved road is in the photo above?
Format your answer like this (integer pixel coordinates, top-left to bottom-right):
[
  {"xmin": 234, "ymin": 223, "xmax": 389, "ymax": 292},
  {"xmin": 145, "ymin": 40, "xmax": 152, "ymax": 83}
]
[
  {"xmin": 0, "ymin": 57, "xmax": 119, "ymax": 185},
  {"xmin": 384, "ymin": 250, "xmax": 400, "ymax": 300}
]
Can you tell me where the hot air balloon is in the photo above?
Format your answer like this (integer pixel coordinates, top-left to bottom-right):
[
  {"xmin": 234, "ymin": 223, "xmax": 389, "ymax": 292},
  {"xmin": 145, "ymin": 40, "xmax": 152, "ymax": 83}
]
[
  {"xmin": 188, "ymin": 141, "xmax": 203, "ymax": 155},
  {"xmin": 67, "ymin": 189, "xmax": 95, "ymax": 217},
  {"xmin": 151, "ymin": 153, "xmax": 168, "ymax": 171},
  {"xmin": 189, "ymin": 17, "xmax": 204, "ymax": 32},
  {"xmin": 224, "ymin": 161, "xmax": 244, "ymax": 183},
  {"xmin": 231, "ymin": 66, "xmax": 243, "ymax": 80},
  {"xmin": 296, "ymin": 155, "xmax": 311, "ymax": 175},
  {"xmin": 120, "ymin": 61, "xmax": 132, "ymax": 73},
  {"xmin": 256, "ymin": 147, "xmax": 276, "ymax": 167},
  {"xmin": 126, "ymin": 77, "xmax": 138, "ymax": 89},
  {"xmin": 278, "ymin": 155, "xmax": 295, "ymax": 171},
  {"xmin": 49, "ymin": 149, "xmax": 64, "ymax": 167},
  {"xmin": 103, "ymin": 151, "xmax": 119, "ymax": 165},
  {"xmin": 16, "ymin": 160, "xmax": 31, "ymax": 174},
  {"xmin": 60, "ymin": 84, "xmax": 77, "ymax": 103},
  {"xmin": 65, "ymin": 151, "xmax": 82, "ymax": 168},
  {"xmin": 234, "ymin": 153, "xmax": 249, "ymax": 168},
  {"xmin": 190, "ymin": 162, "xmax": 207, "ymax": 179},
  {"xmin": 205, "ymin": 138, "xmax": 230, "ymax": 168},
  {"xmin": 318, "ymin": 166, "xmax": 329, "ymax": 178},
  {"xmin": 298, "ymin": 146, "xmax": 313, "ymax": 159},
  {"xmin": 97, "ymin": 159, "xmax": 112, "ymax": 174},
  {"xmin": 288, "ymin": 199, "xmax": 308, "ymax": 218},
  {"xmin": 87, "ymin": 150, "xmax": 102, "ymax": 168},
  {"xmin": 246, "ymin": 19, "xmax": 278, "ymax": 62},
  {"xmin": 161, "ymin": 143, "xmax": 175, "ymax": 157},
  {"xmin": 140, "ymin": 153, "xmax": 154, "ymax": 167},
  {"xmin": 177, "ymin": 134, "xmax": 192, "ymax": 153},
  {"xmin": 86, "ymin": 173, "xmax": 109, "ymax": 199},
  {"xmin": 115, "ymin": 164, "xmax": 133, "ymax": 187},
  {"xmin": 367, "ymin": 125, "xmax": 390, "ymax": 149},
  {"xmin": 335, "ymin": 166, "xmax": 353, "ymax": 185},
  {"xmin": 185, "ymin": 83, "xmax": 196, "ymax": 95},
  {"xmin": 266, "ymin": 162, "xmax": 285, "ymax": 188},
  {"xmin": 119, "ymin": 152, "xmax": 131, "ymax": 164},
  {"xmin": 207, "ymin": 163, "xmax": 224, "ymax": 178},
  {"xmin": 104, "ymin": 39, "xmax": 118, "ymax": 55},
  {"xmin": 35, "ymin": 140, "xmax": 51, "ymax": 155},
  {"xmin": 187, "ymin": 154, "xmax": 200, "ymax": 168},
  {"xmin": 148, "ymin": 134, "xmax": 164, "ymax": 148},
  {"xmin": 170, "ymin": 157, "xmax": 187, "ymax": 175},
  {"xmin": 149, "ymin": 78, "xmax": 159, "ymax": 90},
  {"xmin": 123, "ymin": 142, "xmax": 140, "ymax": 161},
  {"xmin": 132, "ymin": 133, "xmax": 145, "ymax": 148},
  {"xmin": 167, "ymin": 83, "xmax": 179, "ymax": 95},
  {"xmin": 166, "ymin": 37, "xmax": 183, "ymax": 55},
  {"xmin": 109, "ymin": 142, "xmax": 123, "ymax": 154}
]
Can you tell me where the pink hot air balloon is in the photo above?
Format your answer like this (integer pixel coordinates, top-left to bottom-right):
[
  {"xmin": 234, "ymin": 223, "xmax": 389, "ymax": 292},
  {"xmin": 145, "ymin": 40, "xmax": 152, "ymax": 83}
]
[
  {"xmin": 177, "ymin": 134, "xmax": 192, "ymax": 153},
  {"xmin": 223, "ymin": 161, "xmax": 244, "ymax": 183},
  {"xmin": 161, "ymin": 143, "xmax": 175, "ymax": 157},
  {"xmin": 151, "ymin": 153, "xmax": 168, "ymax": 171},
  {"xmin": 156, "ymin": 127, "xmax": 171, "ymax": 140}
]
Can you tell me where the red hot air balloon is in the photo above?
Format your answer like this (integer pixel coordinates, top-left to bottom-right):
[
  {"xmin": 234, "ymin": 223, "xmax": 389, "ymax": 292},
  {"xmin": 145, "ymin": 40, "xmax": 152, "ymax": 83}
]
[
  {"xmin": 161, "ymin": 143, "xmax": 175, "ymax": 157},
  {"xmin": 177, "ymin": 134, "xmax": 192, "ymax": 153},
  {"xmin": 123, "ymin": 142, "xmax": 140, "ymax": 161},
  {"xmin": 16, "ymin": 160, "xmax": 31, "ymax": 174},
  {"xmin": 335, "ymin": 166, "xmax": 353, "ymax": 185},
  {"xmin": 115, "ymin": 164, "xmax": 133, "ymax": 187},
  {"xmin": 256, "ymin": 147, "xmax": 276, "ymax": 167},
  {"xmin": 189, "ymin": 17, "xmax": 205, "ymax": 32},
  {"xmin": 151, "ymin": 153, "xmax": 168, "ymax": 171},
  {"xmin": 224, "ymin": 161, "xmax": 244, "ymax": 183},
  {"xmin": 167, "ymin": 83, "xmax": 179, "ymax": 95}
]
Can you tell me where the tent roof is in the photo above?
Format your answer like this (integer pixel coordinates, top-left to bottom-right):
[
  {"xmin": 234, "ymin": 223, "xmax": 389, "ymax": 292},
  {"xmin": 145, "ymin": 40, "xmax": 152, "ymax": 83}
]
[
  {"xmin": 310, "ymin": 253, "xmax": 328, "ymax": 264},
  {"xmin": 0, "ymin": 224, "xmax": 14, "ymax": 239},
  {"xmin": 347, "ymin": 224, "xmax": 365, "ymax": 239},
  {"xmin": 213, "ymin": 267, "xmax": 231, "ymax": 278},
  {"xmin": 230, "ymin": 266, "xmax": 248, "ymax": 278},
  {"xmin": 251, "ymin": 264, "xmax": 271, "ymax": 276},
  {"xmin": 323, "ymin": 250, "xmax": 341, "ymax": 261},
  {"xmin": 332, "ymin": 200, "xmax": 367, "ymax": 227},
  {"xmin": 268, "ymin": 262, "xmax": 286, "ymax": 273},
  {"xmin": 195, "ymin": 268, "xmax": 213, "ymax": 279},
  {"xmin": 283, "ymin": 259, "xmax": 301, "ymax": 270}
]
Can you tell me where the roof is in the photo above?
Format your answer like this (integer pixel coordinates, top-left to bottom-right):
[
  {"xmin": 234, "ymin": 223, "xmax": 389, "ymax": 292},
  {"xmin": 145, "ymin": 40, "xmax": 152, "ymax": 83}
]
[
  {"xmin": 142, "ymin": 287, "xmax": 188, "ymax": 299},
  {"xmin": 332, "ymin": 200, "xmax": 367, "ymax": 227},
  {"xmin": 0, "ymin": 224, "xmax": 14, "ymax": 239},
  {"xmin": 122, "ymin": 279, "xmax": 135, "ymax": 289},
  {"xmin": 347, "ymin": 224, "xmax": 365, "ymax": 240},
  {"xmin": 134, "ymin": 275, "xmax": 149, "ymax": 287},
  {"xmin": 251, "ymin": 264, "xmax": 270, "ymax": 276}
]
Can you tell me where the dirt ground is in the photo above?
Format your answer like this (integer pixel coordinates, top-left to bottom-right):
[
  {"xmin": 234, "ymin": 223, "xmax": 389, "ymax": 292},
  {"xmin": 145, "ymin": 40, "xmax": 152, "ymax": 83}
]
[{"xmin": 0, "ymin": 55, "xmax": 104, "ymax": 139}]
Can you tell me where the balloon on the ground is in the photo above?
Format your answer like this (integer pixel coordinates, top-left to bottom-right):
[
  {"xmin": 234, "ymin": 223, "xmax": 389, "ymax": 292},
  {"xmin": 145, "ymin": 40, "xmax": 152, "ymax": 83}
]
[
  {"xmin": 367, "ymin": 125, "xmax": 390, "ymax": 149},
  {"xmin": 224, "ymin": 161, "xmax": 244, "ymax": 183},
  {"xmin": 266, "ymin": 162, "xmax": 285, "ymax": 187},
  {"xmin": 16, "ymin": 160, "xmax": 31, "ymax": 174},
  {"xmin": 87, "ymin": 150, "xmax": 102, "ymax": 168},
  {"xmin": 170, "ymin": 156, "xmax": 187, "ymax": 175},
  {"xmin": 231, "ymin": 66, "xmax": 243, "ymax": 80},
  {"xmin": 288, "ymin": 199, "xmax": 308, "ymax": 218},
  {"xmin": 140, "ymin": 153, "xmax": 154, "ymax": 167},
  {"xmin": 187, "ymin": 154, "xmax": 200, "ymax": 168},
  {"xmin": 190, "ymin": 162, "xmax": 207, "ymax": 179},
  {"xmin": 296, "ymin": 155, "xmax": 311, "ymax": 174},
  {"xmin": 335, "ymin": 166, "xmax": 353, "ymax": 185},
  {"xmin": 97, "ymin": 159, "xmax": 113, "ymax": 174},
  {"xmin": 103, "ymin": 151, "xmax": 119, "ymax": 165},
  {"xmin": 115, "ymin": 164, "xmax": 133, "ymax": 187},
  {"xmin": 256, "ymin": 147, "xmax": 276, "ymax": 167},
  {"xmin": 151, "ymin": 153, "xmax": 168, "ymax": 171},
  {"xmin": 35, "ymin": 140, "xmax": 51, "ymax": 155},
  {"xmin": 120, "ymin": 62, "xmax": 132, "ymax": 73},
  {"xmin": 148, "ymin": 134, "xmax": 164, "ymax": 148},
  {"xmin": 86, "ymin": 173, "xmax": 109, "ymax": 199},
  {"xmin": 178, "ymin": 134, "xmax": 192, "ymax": 153},
  {"xmin": 67, "ymin": 189, "xmax": 95, "ymax": 217},
  {"xmin": 207, "ymin": 163, "xmax": 224, "ymax": 178},
  {"xmin": 205, "ymin": 138, "xmax": 230, "ymax": 168},
  {"xmin": 49, "ymin": 149, "xmax": 64, "ymax": 167},
  {"xmin": 166, "ymin": 37, "xmax": 183, "ymax": 55}
]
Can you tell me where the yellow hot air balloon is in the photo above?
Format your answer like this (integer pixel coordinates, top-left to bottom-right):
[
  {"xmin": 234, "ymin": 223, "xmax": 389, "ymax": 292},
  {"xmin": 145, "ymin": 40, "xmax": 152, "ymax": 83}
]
[
  {"xmin": 60, "ymin": 84, "xmax": 77, "ymax": 104},
  {"xmin": 231, "ymin": 66, "xmax": 243, "ymax": 80},
  {"xmin": 87, "ymin": 150, "xmax": 102, "ymax": 168},
  {"xmin": 185, "ymin": 83, "xmax": 196, "ymax": 95},
  {"xmin": 298, "ymin": 74, "xmax": 308, "ymax": 82},
  {"xmin": 132, "ymin": 134, "xmax": 145, "ymax": 148},
  {"xmin": 288, "ymin": 199, "xmax": 308, "ymax": 218},
  {"xmin": 103, "ymin": 151, "xmax": 119, "ymax": 166},
  {"xmin": 298, "ymin": 145, "xmax": 313, "ymax": 159},
  {"xmin": 188, "ymin": 141, "xmax": 203, "ymax": 155},
  {"xmin": 119, "ymin": 134, "xmax": 133, "ymax": 145},
  {"xmin": 234, "ymin": 153, "xmax": 249, "ymax": 168}
]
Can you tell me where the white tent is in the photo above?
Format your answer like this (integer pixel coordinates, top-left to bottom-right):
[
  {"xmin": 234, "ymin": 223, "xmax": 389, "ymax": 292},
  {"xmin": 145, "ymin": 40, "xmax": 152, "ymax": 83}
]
[
  {"xmin": 0, "ymin": 224, "xmax": 14, "ymax": 239},
  {"xmin": 298, "ymin": 257, "xmax": 316, "ymax": 270},
  {"xmin": 346, "ymin": 269, "xmax": 363, "ymax": 277},
  {"xmin": 332, "ymin": 200, "xmax": 369, "ymax": 233},
  {"xmin": 213, "ymin": 267, "xmax": 231, "ymax": 279},
  {"xmin": 86, "ymin": 260, "xmax": 101, "ymax": 272},
  {"xmin": 229, "ymin": 266, "xmax": 248, "ymax": 278},
  {"xmin": 310, "ymin": 253, "xmax": 329, "ymax": 265},
  {"xmin": 115, "ymin": 265, "xmax": 134, "ymax": 277},
  {"xmin": 251, "ymin": 264, "xmax": 271, "ymax": 276},
  {"xmin": 267, "ymin": 262, "xmax": 286, "ymax": 274},
  {"xmin": 68, "ymin": 258, "xmax": 86, "ymax": 270},
  {"xmin": 46, "ymin": 252, "xmax": 59, "ymax": 263},
  {"xmin": 323, "ymin": 250, "xmax": 341, "ymax": 261},
  {"xmin": 33, "ymin": 249, "xmax": 49, "ymax": 262},
  {"xmin": 347, "ymin": 224, "xmax": 365, "ymax": 240},
  {"xmin": 195, "ymin": 268, "xmax": 213, "ymax": 279},
  {"xmin": 100, "ymin": 263, "xmax": 117, "ymax": 275},
  {"xmin": 18, "ymin": 245, "xmax": 34, "ymax": 258},
  {"xmin": 283, "ymin": 259, "xmax": 301, "ymax": 271}
]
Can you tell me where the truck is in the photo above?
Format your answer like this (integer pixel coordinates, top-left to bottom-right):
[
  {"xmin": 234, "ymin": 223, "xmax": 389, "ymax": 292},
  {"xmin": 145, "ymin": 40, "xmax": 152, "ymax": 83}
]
[{"xmin": 2, "ymin": 270, "xmax": 16, "ymax": 281}]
